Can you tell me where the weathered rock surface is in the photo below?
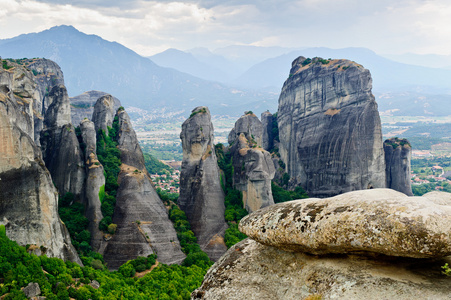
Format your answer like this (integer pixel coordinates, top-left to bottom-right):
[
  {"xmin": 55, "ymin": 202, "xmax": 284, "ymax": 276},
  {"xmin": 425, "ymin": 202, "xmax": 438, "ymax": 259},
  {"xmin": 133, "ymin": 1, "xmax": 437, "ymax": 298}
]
[
  {"xmin": 192, "ymin": 238, "xmax": 451, "ymax": 300},
  {"xmin": 278, "ymin": 57, "xmax": 386, "ymax": 197},
  {"xmin": 228, "ymin": 112, "xmax": 275, "ymax": 213},
  {"xmin": 384, "ymin": 138, "xmax": 413, "ymax": 196},
  {"xmin": 79, "ymin": 119, "xmax": 105, "ymax": 251},
  {"xmin": 0, "ymin": 60, "xmax": 80, "ymax": 264},
  {"xmin": 23, "ymin": 282, "xmax": 41, "ymax": 298},
  {"xmin": 240, "ymin": 189, "xmax": 451, "ymax": 258},
  {"xmin": 102, "ymin": 109, "xmax": 185, "ymax": 269},
  {"xmin": 260, "ymin": 111, "xmax": 274, "ymax": 151},
  {"xmin": 179, "ymin": 106, "xmax": 228, "ymax": 261},
  {"xmin": 92, "ymin": 94, "xmax": 116, "ymax": 135},
  {"xmin": 70, "ymin": 91, "xmax": 121, "ymax": 126},
  {"xmin": 40, "ymin": 85, "xmax": 85, "ymax": 199}
]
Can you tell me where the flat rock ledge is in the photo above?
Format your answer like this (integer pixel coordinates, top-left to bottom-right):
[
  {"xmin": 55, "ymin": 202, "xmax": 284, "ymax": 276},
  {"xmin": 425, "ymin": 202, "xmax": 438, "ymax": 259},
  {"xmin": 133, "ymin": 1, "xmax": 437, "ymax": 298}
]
[{"xmin": 239, "ymin": 189, "xmax": 451, "ymax": 258}]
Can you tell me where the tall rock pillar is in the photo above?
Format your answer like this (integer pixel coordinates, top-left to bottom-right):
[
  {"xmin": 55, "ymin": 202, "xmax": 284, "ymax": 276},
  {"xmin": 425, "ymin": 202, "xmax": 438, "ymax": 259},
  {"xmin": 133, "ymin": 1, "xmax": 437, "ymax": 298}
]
[
  {"xmin": 179, "ymin": 106, "xmax": 228, "ymax": 261},
  {"xmin": 384, "ymin": 138, "xmax": 413, "ymax": 196}
]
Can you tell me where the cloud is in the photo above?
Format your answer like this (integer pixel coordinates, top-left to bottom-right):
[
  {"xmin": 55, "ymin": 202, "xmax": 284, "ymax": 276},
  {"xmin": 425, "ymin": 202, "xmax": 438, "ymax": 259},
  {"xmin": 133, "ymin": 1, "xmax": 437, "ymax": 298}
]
[{"xmin": 0, "ymin": 0, "xmax": 451, "ymax": 55}]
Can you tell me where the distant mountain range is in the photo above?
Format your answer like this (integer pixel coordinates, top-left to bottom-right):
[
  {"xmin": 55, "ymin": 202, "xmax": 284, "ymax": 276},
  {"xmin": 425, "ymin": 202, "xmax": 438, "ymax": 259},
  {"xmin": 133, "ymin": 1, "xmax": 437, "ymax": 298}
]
[
  {"xmin": 2, "ymin": 25, "xmax": 451, "ymax": 118},
  {"xmin": 0, "ymin": 25, "xmax": 277, "ymax": 117}
]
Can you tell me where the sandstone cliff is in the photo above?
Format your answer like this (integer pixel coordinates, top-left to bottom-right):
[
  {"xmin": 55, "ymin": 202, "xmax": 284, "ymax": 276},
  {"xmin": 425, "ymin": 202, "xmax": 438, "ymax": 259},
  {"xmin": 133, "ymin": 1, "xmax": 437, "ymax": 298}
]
[
  {"xmin": 260, "ymin": 111, "xmax": 274, "ymax": 151},
  {"xmin": 71, "ymin": 90, "xmax": 121, "ymax": 126},
  {"xmin": 40, "ymin": 85, "xmax": 85, "ymax": 200},
  {"xmin": 79, "ymin": 119, "xmax": 105, "ymax": 251},
  {"xmin": 384, "ymin": 138, "xmax": 413, "ymax": 196},
  {"xmin": 92, "ymin": 94, "xmax": 117, "ymax": 135},
  {"xmin": 101, "ymin": 108, "xmax": 185, "ymax": 269},
  {"xmin": 277, "ymin": 57, "xmax": 386, "ymax": 197},
  {"xmin": 178, "ymin": 106, "xmax": 228, "ymax": 261},
  {"xmin": 193, "ymin": 189, "xmax": 451, "ymax": 299},
  {"xmin": 228, "ymin": 112, "xmax": 275, "ymax": 213},
  {"xmin": 0, "ymin": 59, "xmax": 80, "ymax": 264}
]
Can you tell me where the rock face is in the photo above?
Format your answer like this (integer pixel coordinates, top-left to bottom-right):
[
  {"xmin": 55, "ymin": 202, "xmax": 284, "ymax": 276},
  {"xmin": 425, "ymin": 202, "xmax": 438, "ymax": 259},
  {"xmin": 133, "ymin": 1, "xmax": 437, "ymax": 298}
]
[
  {"xmin": 277, "ymin": 57, "xmax": 386, "ymax": 197},
  {"xmin": 384, "ymin": 138, "xmax": 413, "ymax": 196},
  {"xmin": 260, "ymin": 111, "xmax": 274, "ymax": 151},
  {"xmin": 101, "ymin": 108, "xmax": 185, "ymax": 269},
  {"xmin": 193, "ymin": 190, "xmax": 451, "ymax": 299},
  {"xmin": 0, "ymin": 60, "xmax": 80, "ymax": 264},
  {"xmin": 70, "ymin": 90, "xmax": 121, "ymax": 126},
  {"xmin": 228, "ymin": 112, "xmax": 275, "ymax": 213},
  {"xmin": 178, "ymin": 106, "xmax": 228, "ymax": 261},
  {"xmin": 240, "ymin": 189, "xmax": 451, "ymax": 258},
  {"xmin": 79, "ymin": 119, "xmax": 105, "ymax": 251},
  {"xmin": 192, "ymin": 239, "xmax": 451, "ymax": 300},
  {"xmin": 40, "ymin": 85, "xmax": 85, "ymax": 199},
  {"xmin": 92, "ymin": 94, "xmax": 116, "ymax": 135}
]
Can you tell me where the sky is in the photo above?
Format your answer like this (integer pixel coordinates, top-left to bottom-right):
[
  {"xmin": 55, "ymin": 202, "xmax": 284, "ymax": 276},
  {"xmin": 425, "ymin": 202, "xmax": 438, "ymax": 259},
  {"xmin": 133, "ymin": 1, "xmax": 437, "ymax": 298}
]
[{"xmin": 1, "ymin": 0, "xmax": 451, "ymax": 56}]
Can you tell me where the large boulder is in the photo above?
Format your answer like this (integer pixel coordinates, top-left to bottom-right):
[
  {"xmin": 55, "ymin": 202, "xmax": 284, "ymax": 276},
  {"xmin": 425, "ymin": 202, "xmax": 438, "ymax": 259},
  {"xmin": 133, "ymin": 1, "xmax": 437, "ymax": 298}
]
[
  {"xmin": 178, "ymin": 106, "xmax": 228, "ymax": 261},
  {"xmin": 92, "ymin": 94, "xmax": 116, "ymax": 135},
  {"xmin": 277, "ymin": 57, "xmax": 386, "ymax": 197},
  {"xmin": 192, "ymin": 238, "xmax": 451, "ymax": 300},
  {"xmin": 384, "ymin": 138, "xmax": 413, "ymax": 196},
  {"xmin": 228, "ymin": 112, "xmax": 275, "ymax": 213},
  {"xmin": 0, "ymin": 59, "xmax": 80, "ymax": 264},
  {"xmin": 240, "ymin": 189, "xmax": 451, "ymax": 258}
]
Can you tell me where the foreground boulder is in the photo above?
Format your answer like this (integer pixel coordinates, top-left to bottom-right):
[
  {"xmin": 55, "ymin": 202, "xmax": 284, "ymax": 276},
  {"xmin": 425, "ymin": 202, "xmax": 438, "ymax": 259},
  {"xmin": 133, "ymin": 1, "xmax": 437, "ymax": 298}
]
[
  {"xmin": 192, "ymin": 238, "xmax": 451, "ymax": 300},
  {"xmin": 277, "ymin": 57, "xmax": 386, "ymax": 197},
  {"xmin": 240, "ymin": 189, "xmax": 451, "ymax": 258}
]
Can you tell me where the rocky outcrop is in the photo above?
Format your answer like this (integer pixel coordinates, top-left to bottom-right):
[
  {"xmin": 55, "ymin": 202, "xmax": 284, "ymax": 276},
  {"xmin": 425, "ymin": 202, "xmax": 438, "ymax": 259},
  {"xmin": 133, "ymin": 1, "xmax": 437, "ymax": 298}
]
[
  {"xmin": 228, "ymin": 112, "xmax": 275, "ymax": 213},
  {"xmin": 384, "ymin": 138, "xmax": 413, "ymax": 196},
  {"xmin": 260, "ymin": 111, "xmax": 274, "ymax": 151},
  {"xmin": 277, "ymin": 57, "xmax": 386, "ymax": 197},
  {"xmin": 101, "ymin": 108, "xmax": 185, "ymax": 269},
  {"xmin": 178, "ymin": 106, "xmax": 227, "ymax": 261},
  {"xmin": 79, "ymin": 119, "xmax": 105, "ymax": 251},
  {"xmin": 70, "ymin": 91, "xmax": 121, "ymax": 126},
  {"xmin": 92, "ymin": 94, "xmax": 116, "ymax": 135},
  {"xmin": 0, "ymin": 60, "xmax": 80, "ymax": 264},
  {"xmin": 193, "ymin": 238, "xmax": 451, "ymax": 300},
  {"xmin": 240, "ymin": 189, "xmax": 451, "ymax": 258},
  {"xmin": 40, "ymin": 85, "xmax": 85, "ymax": 199},
  {"xmin": 193, "ymin": 189, "xmax": 451, "ymax": 299}
]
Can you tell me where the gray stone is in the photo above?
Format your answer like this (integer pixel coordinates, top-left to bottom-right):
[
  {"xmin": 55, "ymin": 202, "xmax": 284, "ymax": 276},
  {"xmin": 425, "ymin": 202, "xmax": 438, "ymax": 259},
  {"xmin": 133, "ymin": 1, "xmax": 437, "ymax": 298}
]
[
  {"xmin": 101, "ymin": 109, "xmax": 185, "ymax": 269},
  {"xmin": 92, "ymin": 94, "xmax": 115, "ymax": 135},
  {"xmin": 0, "ymin": 61, "xmax": 81, "ymax": 265},
  {"xmin": 23, "ymin": 282, "xmax": 41, "ymax": 298},
  {"xmin": 228, "ymin": 113, "xmax": 275, "ymax": 213},
  {"xmin": 278, "ymin": 57, "xmax": 386, "ymax": 197},
  {"xmin": 79, "ymin": 119, "xmax": 105, "ymax": 252},
  {"xmin": 70, "ymin": 91, "xmax": 121, "ymax": 126},
  {"xmin": 179, "ymin": 106, "xmax": 228, "ymax": 261},
  {"xmin": 240, "ymin": 189, "xmax": 451, "ymax": 258},
  {"xmin": 192, "ymin": 238, "xmax": 451, "ymax": 300},
  {"xmin": 261, "ymin": 111, "xmax": 273, "ymax": 151},
  {"xmin": 90, "ymin": 280, "xmax": 100, "ymax": 289},
  {"xmin": 384, "ymin": 138, "xmax": 413, "ymax": 196}
]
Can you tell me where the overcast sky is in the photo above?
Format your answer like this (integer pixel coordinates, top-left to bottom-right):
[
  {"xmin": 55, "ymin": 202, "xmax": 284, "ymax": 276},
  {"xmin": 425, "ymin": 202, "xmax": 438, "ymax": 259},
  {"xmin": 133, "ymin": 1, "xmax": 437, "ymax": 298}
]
[{"xmin": 1, "ymin": 0, "xmax": 450, "ymax": 56}]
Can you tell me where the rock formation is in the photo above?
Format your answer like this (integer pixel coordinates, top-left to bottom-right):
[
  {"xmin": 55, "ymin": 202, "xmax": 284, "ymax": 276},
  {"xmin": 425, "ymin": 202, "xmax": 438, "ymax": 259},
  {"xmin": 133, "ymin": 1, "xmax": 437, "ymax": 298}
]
[
  {"xmin": 70, "ymin": 90, "xmax": 121, "ymax": 126},
  {"xmin": 228, "ymin": 112, "xmax": 275, "ymax": 213},
  {"xmin": 40, "ymin": 85, "xmax": 85, "ymax": 199},
  {"xmin": 92, "ymin": 94, "xmax": 116, "ymax": 135},
  {"xmin": 0, "ymin": 59, "xmax": 80, "ymax": 264},
  {"xmin": 260, "ymin": 111, "xmax": 274, "ymax": 151},
  {"xmin": 178, "ymin": 106, "xmax": 228, "ymax": 261},
  {"xmin": 79, "ymin": 119, "xmax": 105, "ymax": 251},
  {"xmin": 193, "ymin": 189, "xmax": 451, "ymax": 299},
  {"xmin": 384, "ymin": 138, "xmax": 413, "ymax": 196},
  {"xmin": 101, "ymin": 107, "xmax": 185, "ymax": 269},
  {"xmin": 277, "ymin": 57, "xmax": 386, "ymax": 197}
]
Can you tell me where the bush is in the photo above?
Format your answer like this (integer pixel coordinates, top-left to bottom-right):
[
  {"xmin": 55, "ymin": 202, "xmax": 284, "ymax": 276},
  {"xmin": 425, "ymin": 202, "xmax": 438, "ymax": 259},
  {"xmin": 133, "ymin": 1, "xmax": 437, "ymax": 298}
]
[{"xmin": 108, "ymin": 223, "xmax": 117, "ymax": 234}]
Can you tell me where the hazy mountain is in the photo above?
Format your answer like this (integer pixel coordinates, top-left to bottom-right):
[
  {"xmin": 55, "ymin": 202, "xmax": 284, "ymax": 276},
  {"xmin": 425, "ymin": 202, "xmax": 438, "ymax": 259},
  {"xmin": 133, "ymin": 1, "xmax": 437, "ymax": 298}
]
[
  {"xmin": 149, "ymin": 48, "xmax": 232, "ymax": 82},
  {"xmin": 383, "ymin": 53, "xmax": 451, "ymax": 70},
  {"xmin": 233, "ymin": 47, "xmax": 451, "ymax": 93},
  {"xmin": 0, "ymin": 25, "xmax": 277, "ymax": 117}
]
